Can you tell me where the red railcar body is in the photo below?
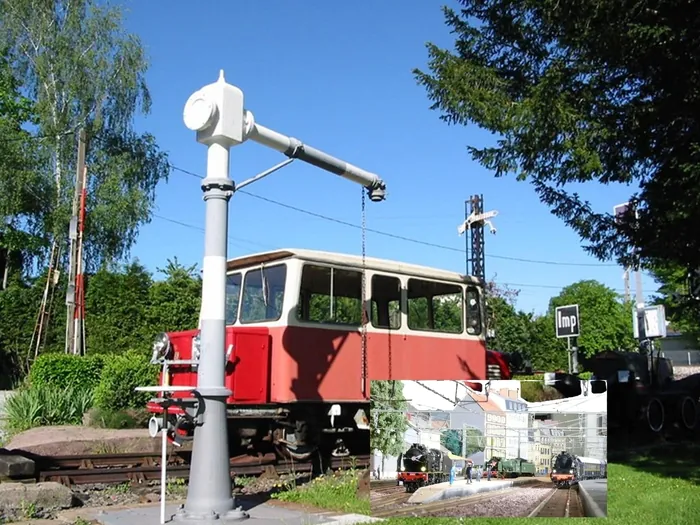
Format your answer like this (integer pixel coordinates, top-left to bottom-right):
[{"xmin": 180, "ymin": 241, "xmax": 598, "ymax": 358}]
[{"xmin": 145, "ymin": 249, "xmax": 495, "ymax": 461}]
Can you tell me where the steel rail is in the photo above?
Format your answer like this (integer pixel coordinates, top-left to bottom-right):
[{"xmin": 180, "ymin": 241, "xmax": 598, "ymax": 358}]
[{"xmin": 37, "ymin": 453, "xmax": 369, "ymax": 486}]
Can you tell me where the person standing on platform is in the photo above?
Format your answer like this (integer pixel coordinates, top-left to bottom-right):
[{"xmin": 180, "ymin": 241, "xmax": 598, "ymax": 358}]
[
  {"xmin": 476, "ymin": 465, "xmax": 482, "ymax": 482},
  {"xmin": 487, "ymin": 463, "xmax": 492, "ymax": 481},
  {"xmin": 466, "ymin": 462, "xmax": 473, "ymax": 484}
]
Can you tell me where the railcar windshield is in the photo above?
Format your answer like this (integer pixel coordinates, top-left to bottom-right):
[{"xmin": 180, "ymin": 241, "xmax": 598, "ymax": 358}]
[{"xmin": 225, "ymin": 273, "xmax": 242, "ymax": 325}]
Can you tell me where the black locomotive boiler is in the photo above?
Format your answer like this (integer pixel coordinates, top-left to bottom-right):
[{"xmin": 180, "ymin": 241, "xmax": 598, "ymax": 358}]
[{"xmin": 396, "ymin": 443, "xmax": 453, "ymax": 493}]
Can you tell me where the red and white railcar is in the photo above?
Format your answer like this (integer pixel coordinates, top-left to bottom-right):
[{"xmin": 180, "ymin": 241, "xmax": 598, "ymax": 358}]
[{"xmin": 145, "ymin": 248, "xmax": 489, "ymax": 461}]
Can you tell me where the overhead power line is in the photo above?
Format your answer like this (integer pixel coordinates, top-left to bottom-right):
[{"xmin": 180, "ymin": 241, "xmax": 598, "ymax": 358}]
[
  {"xmin": 150, "ymin": 213, "xmax": 632, "ymax": 294},
  {"xmin": 168, "ymin": 164, "xmax": 618, "ymax": 268}
]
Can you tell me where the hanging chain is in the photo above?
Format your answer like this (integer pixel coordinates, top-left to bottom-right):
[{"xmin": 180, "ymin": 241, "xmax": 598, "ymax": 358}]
[{"xmin": 361, "ymin": 187, "xmax": 368, "ymax": 397}]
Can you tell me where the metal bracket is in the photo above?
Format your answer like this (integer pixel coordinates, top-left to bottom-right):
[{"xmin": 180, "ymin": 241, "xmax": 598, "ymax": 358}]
[{"xmin": 234, "ymin": 158, "xmax": 295, "ymax": 192}]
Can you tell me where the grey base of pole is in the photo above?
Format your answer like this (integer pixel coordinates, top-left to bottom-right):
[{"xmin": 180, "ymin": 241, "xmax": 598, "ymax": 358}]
[{"xmin": 173, "ymin": 389, "xmax": 249, "ymax": 523}]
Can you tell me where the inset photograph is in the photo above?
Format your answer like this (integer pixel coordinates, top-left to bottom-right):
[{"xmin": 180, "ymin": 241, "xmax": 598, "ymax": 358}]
[{"xmin": 370, "ymin": 380, "xmax": 606, "ymax": 518}]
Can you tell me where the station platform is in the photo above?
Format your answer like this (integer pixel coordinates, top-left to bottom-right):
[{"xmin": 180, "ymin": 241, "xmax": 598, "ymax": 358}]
[
  {"xmin": 578, "ymin": 479, "xmax": 607, "ymax": 517},
  {"xmin": 407, "ymin": 476, "xmax": 545, "ymax": 504},
  {"xmin": 59, "ymin": 500, "xmax": 380, "ymax": 525}
]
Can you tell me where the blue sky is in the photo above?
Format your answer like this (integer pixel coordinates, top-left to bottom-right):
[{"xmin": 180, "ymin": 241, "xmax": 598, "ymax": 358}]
[{"xmin": 121, "ymin": 0, "xmax": 657, "ymax": 315}]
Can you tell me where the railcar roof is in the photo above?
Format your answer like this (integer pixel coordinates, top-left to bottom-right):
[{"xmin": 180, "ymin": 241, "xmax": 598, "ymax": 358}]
[{"xmin": 225, "ymin": 248, "xmax": 481, "ymax": 284}]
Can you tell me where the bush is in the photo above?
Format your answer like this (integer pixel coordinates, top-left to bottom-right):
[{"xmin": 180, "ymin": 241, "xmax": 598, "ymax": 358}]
[
  {"xmin": 5, "ymin": 384, "xmax": 93, "ymax": 433},
  {"xmin": 93, "ymin": 350, "xmax": 159, "ymax": 412},
  {"xmin": 519, "ymin": 381, "xmax": 564, "ymax": 403},
  {"xmin": 28, "ymin": 353, "xmax": 106, "ymax": 392}
]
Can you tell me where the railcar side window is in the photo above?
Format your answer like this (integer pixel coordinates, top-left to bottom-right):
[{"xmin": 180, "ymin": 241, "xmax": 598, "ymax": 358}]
[
  {"xmin": 465, "ymin": 287, "xmax": 482, "ymax": 336},
  {"xmin": 240, "ymin": 264, "xmax": 287, "ymax": 323},
  {"xmin": 297, "ymin": 264, "xmax": 363, "ymax": 326},
  {"xmin": 406, "ymin": 279, "xmax": 462, "ymax": 333},
  {"xmin": 371, "ymin": 274, "xmax": 401, "ymax": 329},
  {"xmin": 225, "ymin": 273, "xmax": 242, "ymax": 325}
]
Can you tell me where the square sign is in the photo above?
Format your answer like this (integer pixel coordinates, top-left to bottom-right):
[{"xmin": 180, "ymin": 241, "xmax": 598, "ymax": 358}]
[
  {"xmin": 632, "ymin": 304, "xmax": 668, "ymax": 339},
  {"xmin": 555, "ymin": 304, "xmax": 580, "ymax": 338}
]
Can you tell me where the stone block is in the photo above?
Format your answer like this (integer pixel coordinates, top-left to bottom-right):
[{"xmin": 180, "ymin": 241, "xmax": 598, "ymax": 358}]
[
  {"xmin": 0, "ymin": 482, "xmax": 73, "ymax": 513},
  {"xmin": 0, "ymin": 452, "xmax": 35, "ymax": 478}
]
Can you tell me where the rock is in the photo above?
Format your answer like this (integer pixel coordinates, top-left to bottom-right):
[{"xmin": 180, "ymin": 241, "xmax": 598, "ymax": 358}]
[
  {"xmin": 0, "ymin": 481, "xmax": 73, "ymax": 513},
  {"xmin": 139, "ymin": 492, "xmax": 160, "ymax": 504},
  {"xmin": 0, "ymin": 450, "xmax": 35, "ymax": 478}
]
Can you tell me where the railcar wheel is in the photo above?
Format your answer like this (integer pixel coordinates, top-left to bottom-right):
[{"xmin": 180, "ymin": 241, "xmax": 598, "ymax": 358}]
[
  {"xmin": 646, "ymin": 397, "xmax": 665, "ymax": 433},
  {"xmin": 679, "ymin": 395, "xmax": 697, "ymax": 431}
]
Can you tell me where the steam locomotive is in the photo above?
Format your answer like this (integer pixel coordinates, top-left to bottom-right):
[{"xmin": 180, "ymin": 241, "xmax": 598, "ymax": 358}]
[
  {"xmin": 484, "ymin": 456, "xmax": 536, "ymax": 479},
  {"xmin": 397, "ymin": 444, "xmax": 453, "ymax": 493},
  {"xmin": 551, "ymin": 451, "xmax": 606, "ymax": 488}
]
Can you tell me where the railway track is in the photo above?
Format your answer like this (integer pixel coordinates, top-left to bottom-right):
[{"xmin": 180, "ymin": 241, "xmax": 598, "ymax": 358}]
[
  {"xmin": 30, "ymin": 451, "xmax": 369, "ymax": 486},
  {"xmin": 370, "ymin": 485, "xmax": 411, "ymax": 513},
  {"xmin": 528, "ymin": 486, "xmax": 584, "ymax": 518}
]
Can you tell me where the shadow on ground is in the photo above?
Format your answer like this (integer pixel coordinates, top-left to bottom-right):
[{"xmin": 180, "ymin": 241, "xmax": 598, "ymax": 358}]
[{"xmin": 609, "ymin": 438, "xmax": 700, "ymax": 485}]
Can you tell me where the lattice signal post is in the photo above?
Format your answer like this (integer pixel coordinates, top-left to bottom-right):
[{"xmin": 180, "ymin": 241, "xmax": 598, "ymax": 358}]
[{"xmin": 458, "ymin": 195, "xmax": 497, "ymax": 282}]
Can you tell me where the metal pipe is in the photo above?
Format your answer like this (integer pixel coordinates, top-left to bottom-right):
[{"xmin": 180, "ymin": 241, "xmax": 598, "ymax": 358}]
[{"xmin": 249, "ymin": 122, "xmax": 386, "ymax": 201}]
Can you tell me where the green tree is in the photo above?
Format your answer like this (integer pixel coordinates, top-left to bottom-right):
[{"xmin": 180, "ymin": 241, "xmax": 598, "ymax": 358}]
[
  {"xmin": 0, "ymin": 48, "xmax": 45, "ymax": 282},
  {"xmin": 441, "ymin": 429, "xmax": 462, "ymax": 456},
  {"xmin": 370, "ymin": 380, "xmax": 408, "ymax": 457},
  {"xmin": 84, "ymin": 261, "xmax": 153, "ymax": 354},
  {"xmin": 649, "ymin": 261, "xmax": 700, "ymax": 341},
  {"xmin": 532, "ymin": 280, "xmax": 637, "ymax": 371},
  {"xmin": 147, "ymin": 258, "xmax": 202, "ymax": 334},
  {"xmin": 486, "ymin": 296, "xmax": 533, "ymax": 355},
  {"xmin": 463, "ymin": 428, "xmax": 485, "ymax": 457},
  {"xmin": 414, "ymin": 1, "xmax": 700, "ymax": 271},
  {"xmin": 0, "ymin": 0, "xmax": 169, "ymax": 272},
  {"xmin": 441, "ymin": 428, "xmax": 484, "ymax": 457}
]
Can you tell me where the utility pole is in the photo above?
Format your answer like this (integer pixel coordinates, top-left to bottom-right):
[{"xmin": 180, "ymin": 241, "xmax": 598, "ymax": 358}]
[
  {"xmin": 623, "ymin": 269, "xmax": 630, "ymax": 303},
  {"xmin": 74, "ymin": 165, "xmax": 88, "ymax": 356},
  {"xmin": 65, "ymin": 129, "xmax": 87, "ymax": 355},
  {"xmin": 613, "ymin": 202, "xmax": 645, "ymax": 341}
]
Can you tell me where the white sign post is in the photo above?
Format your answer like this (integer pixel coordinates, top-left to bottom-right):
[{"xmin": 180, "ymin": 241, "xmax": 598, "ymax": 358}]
[{"xmin": 555, "ymin": 304, "xmax": 580, "ymax": 374}]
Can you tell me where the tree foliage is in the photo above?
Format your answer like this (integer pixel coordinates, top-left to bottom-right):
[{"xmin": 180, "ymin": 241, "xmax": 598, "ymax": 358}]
[
  {"xmin": 0, "ymin": 48, "xmax": 45, "ymax": 280},
  {"xmin": 0, "ymin": 259, "xmax": 202, "ymax": 385},
  {"xmin": 441, "ymin": 428, "xmax": 462, "ymax": 456},
  {"xmin": 649, "ymin": 261, "xmax": 700, "ymax": 341},
  {"xmin": 415, "ymin": 0, "xmax": 700, "ymax": 270},
  {"xmin": 370, "ymin": 380, "xmax": 409, "ymax": 457},
  {"xmin": 0, "ymin": 0, "xmax": 170, "ymax": 273},
  {"xmin": 441, "ymin": 428, "xmax": 484, "ymax": 457}
]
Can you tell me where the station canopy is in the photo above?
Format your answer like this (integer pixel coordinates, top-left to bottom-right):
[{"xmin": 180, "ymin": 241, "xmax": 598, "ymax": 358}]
[{"xmin": 527, "ymin": 390, "xmax": 607, "ymax": 414}]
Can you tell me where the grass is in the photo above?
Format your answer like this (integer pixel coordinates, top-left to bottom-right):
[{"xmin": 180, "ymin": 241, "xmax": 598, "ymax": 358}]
[
  {"xmin": 4, "ymin": 383, "xmax": 93, "ymax": 434},
  {"xmin": 374, "ymin": 441, "xmax": 700, "ymax": 524},
  {"xmin": 271, "ymin": 468, "xmax": 369, "ymax": 515}
]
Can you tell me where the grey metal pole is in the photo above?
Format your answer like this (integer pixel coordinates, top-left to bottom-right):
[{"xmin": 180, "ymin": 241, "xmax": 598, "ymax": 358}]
[
  {"xmin": 176, "ymin": 70, "xmax": 386, "ymax": 524},
  {"xmin": 174, "ymin": 143, "xmax": 247, "ymax": 522},
  {"xmin": 572, "ymin": 338, "xmax": 579, "ymax": 374},
  {"xmin": 178, "ymin": 71, "xmax": 249, "ymax": 523}
]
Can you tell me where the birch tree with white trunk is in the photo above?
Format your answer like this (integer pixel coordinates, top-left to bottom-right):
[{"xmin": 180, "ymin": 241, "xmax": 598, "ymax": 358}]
[{"xmin": 0, "ymin": 0, "xmax": 169, "ymax": 273}]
